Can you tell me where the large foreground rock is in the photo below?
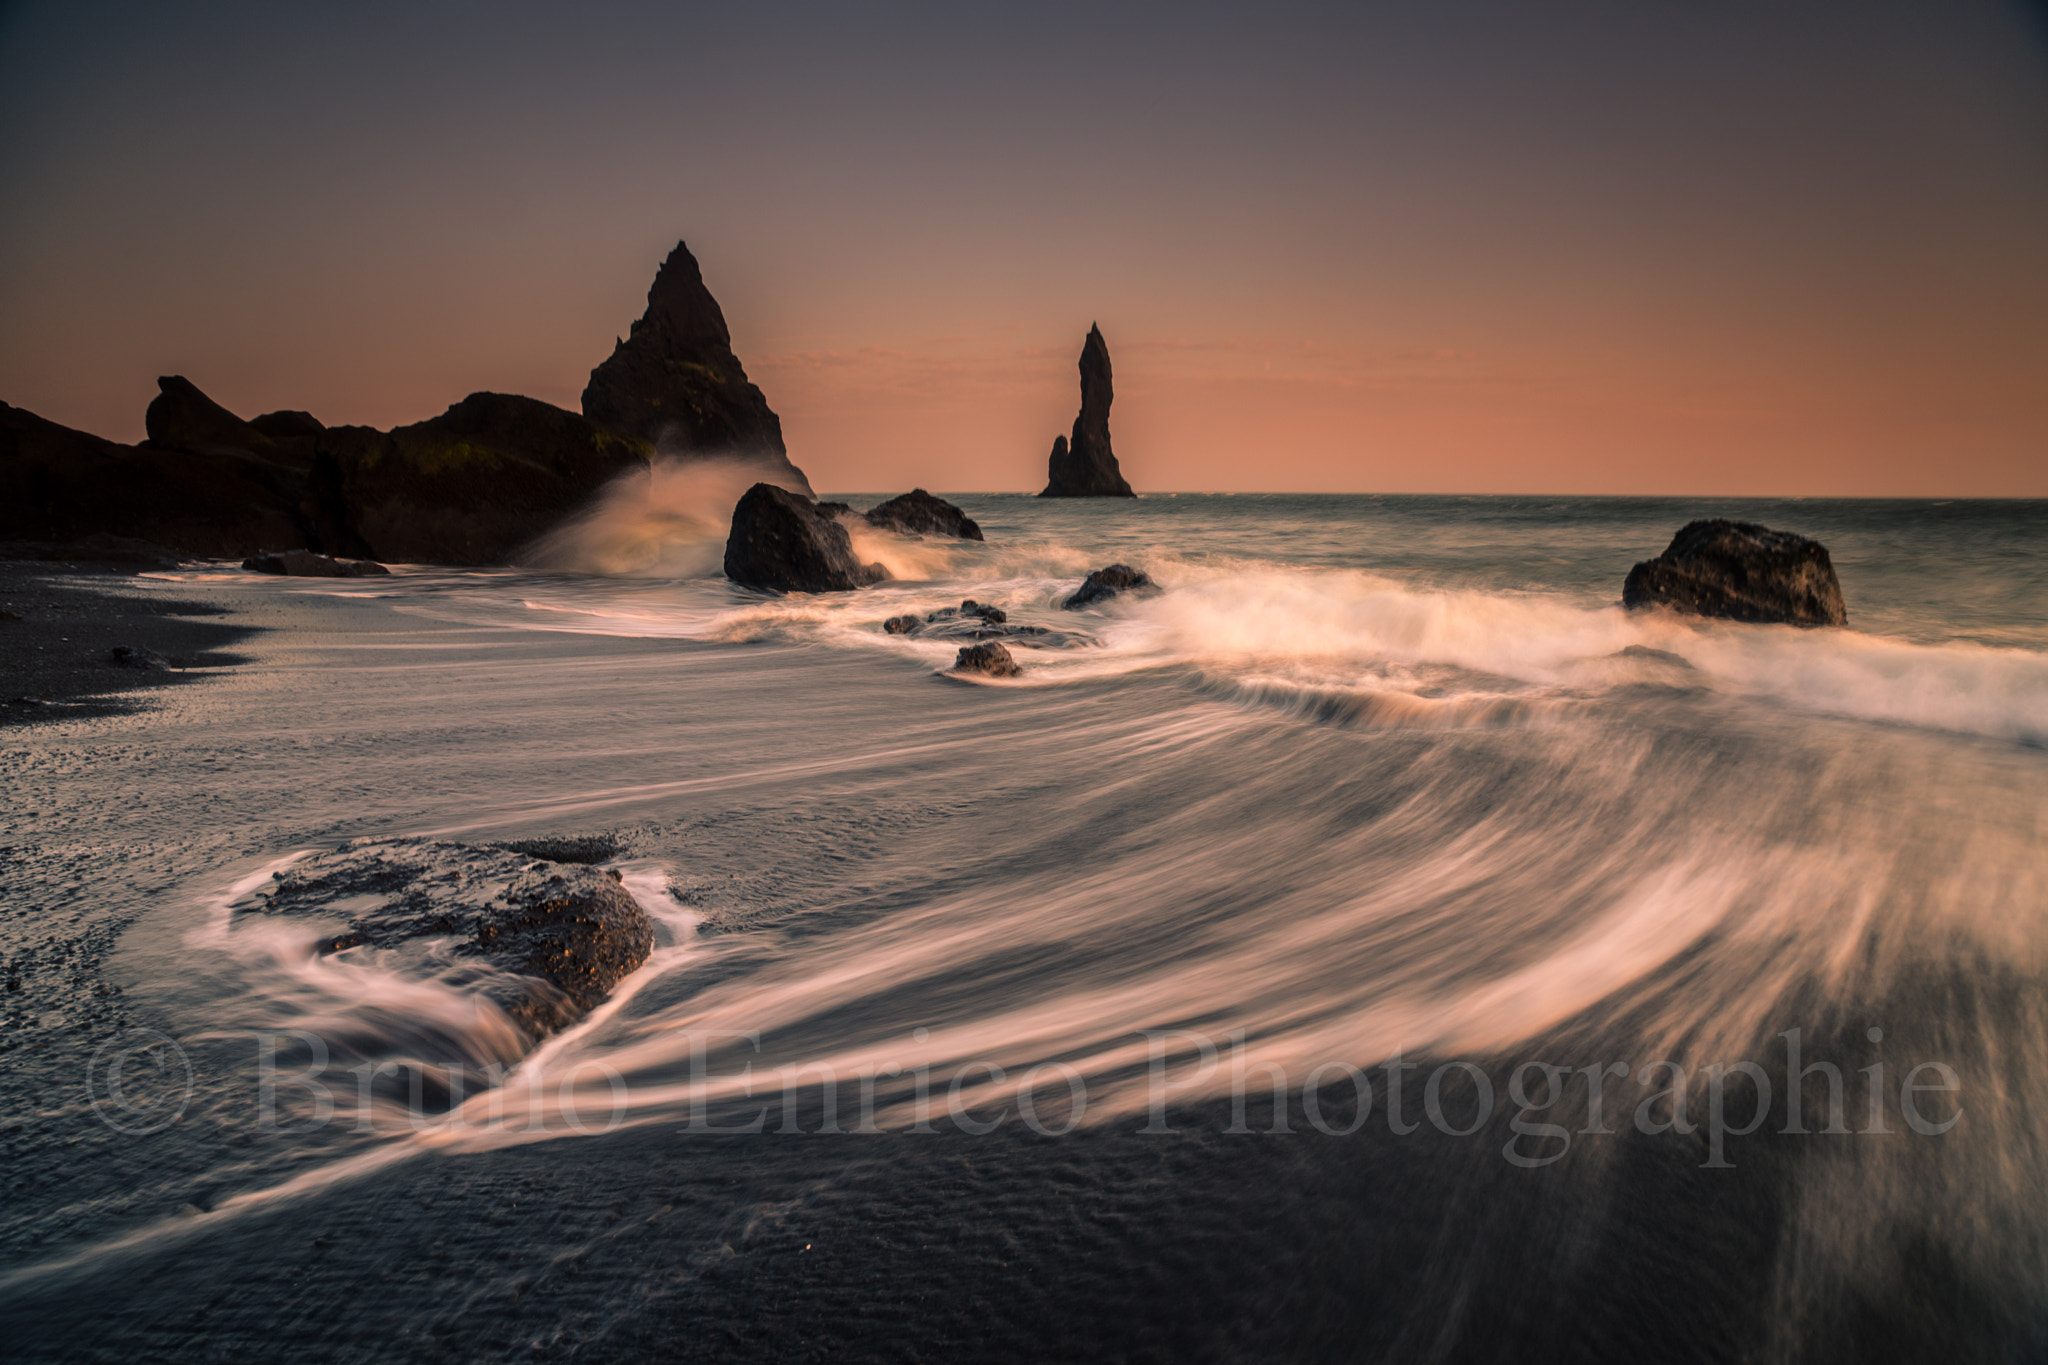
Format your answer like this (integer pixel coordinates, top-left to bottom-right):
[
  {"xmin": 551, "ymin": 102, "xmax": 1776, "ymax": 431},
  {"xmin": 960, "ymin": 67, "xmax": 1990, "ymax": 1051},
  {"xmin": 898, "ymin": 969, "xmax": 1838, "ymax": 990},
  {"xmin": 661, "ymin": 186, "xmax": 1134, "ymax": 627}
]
[
  {"xmin": 724, "ymin": 482, "xmax": 887, "ymax": 592},
  {"xmin": 304, "ymin": 393, "xmax": 652, "ymax": 564},
  {"xmin": 1041, "ymin": 325, "xmax": 1135, "ymax": 497},
  {"xmin": 864, "ymin": 489, "xmax": 983, "ymax": 541},
  {"xmin": 1623, "ymin": 520, "xmax": 1847, "ymax": 627},
  {"xmin": 246, "ymin": 837, "xmax": 655, "ymax": 1044},
  {"xmin": 582, "ymin": 240, "xmax": 812, "ymax": 492}
]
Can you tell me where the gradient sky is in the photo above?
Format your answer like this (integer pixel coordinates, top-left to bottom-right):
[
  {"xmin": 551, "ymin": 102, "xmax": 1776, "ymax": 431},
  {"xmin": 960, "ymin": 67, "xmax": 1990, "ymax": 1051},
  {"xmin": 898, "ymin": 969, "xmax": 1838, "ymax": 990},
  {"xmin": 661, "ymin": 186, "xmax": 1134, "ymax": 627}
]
[{"xmin": 3, "ymin": 0, "xmax": 2045, "ymax": 494}]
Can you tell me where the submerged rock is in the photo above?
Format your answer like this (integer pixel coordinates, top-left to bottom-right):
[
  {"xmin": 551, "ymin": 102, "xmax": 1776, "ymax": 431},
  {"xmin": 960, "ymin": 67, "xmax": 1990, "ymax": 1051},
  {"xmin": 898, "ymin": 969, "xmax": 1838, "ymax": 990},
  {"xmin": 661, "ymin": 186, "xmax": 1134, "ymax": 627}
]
[
  {"xmin": 249, "ymin": 838, "xmax": 656, "ymax": 1043},
  {"xmin": 1064, "ymin": 564, "xmax": 1154, "ymax": 609},
  {"xmin": 953, "ymin": 642, "xmax": 1023, "ymax": 678},
  {"xmin": 724, "ymin": 482, "xmax": 888, "ymax": 592},
  {"xmin": 863, "ymin": 490, "xmax": 984, "ymax": 541},
  {"xmin": 581, "ymin": 240, "xmax": 812, "ymax": 492},
  {"xmin": 243, "ymin": 550, "xmax": 389, "ymax": 577},
  {"xmin": 1040, "ymin": 325, "xmax": 1135, "ymax": 498},
  {"xmin": 883, "ymin": 614, "xmax": 922, "ymax": 635},
  {"xmin": 1623, "ymin": 520, "xmax": 1847, "ymax": 627}
]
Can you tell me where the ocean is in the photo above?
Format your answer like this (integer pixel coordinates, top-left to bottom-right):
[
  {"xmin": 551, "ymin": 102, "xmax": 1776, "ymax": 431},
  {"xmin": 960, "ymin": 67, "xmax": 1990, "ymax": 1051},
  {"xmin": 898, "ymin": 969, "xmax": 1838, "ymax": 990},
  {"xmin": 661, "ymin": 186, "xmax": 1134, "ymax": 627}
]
[{"xmin": 3, "ymin": 491, "xmax": 2046, "ymax": 1360}]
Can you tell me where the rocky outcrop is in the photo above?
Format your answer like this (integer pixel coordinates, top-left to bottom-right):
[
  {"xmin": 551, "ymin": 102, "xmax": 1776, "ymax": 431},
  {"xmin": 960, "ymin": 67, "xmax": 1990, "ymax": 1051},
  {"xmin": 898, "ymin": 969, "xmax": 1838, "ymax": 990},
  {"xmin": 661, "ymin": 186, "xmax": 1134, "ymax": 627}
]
[
  {"xmin": 1041, "ymin": 325, "xmax": 1134, "ymax": 498},
  {"xmin": 723, "ymin": 482, "xmax": 887, "ymax": 592},
  {"xmin": 1, "ymin": 400, "xmax": 310, "ymax": 558},
  {"xmin": 1623, "ymin": 520, "xmax": 1847, "ymax": 627},
  {"xmin": 246, "ymin": 837, "xmax": 656, "ymax": 1045},
  {"xmin": 1064, "ymin": 564, "xmax": 1154, "ymax": 609},
  {"xmin": 242, "ymin": 550, "xmax": 389, "ymax": 577},
  {"xmin": 144, "ymin": 375, "xmax": 316, "ymax": 470},
  {"xmin": 4, "ymin": 244, "xmax": 808, "ymax": 565},
  {"xmin": 582, "ymin": 241, "xmax": 812, "ymax": 492},
  {"xmin": 863, "ymin": 490, "xmax": 983, "ymax": 541},
  {"xmin": 954, "ymin": 642, "xmax": 1023, "ymax": 678},
  {"xmin": 303, "ymin": 393, "xmax": 652, "ymax": 564}
]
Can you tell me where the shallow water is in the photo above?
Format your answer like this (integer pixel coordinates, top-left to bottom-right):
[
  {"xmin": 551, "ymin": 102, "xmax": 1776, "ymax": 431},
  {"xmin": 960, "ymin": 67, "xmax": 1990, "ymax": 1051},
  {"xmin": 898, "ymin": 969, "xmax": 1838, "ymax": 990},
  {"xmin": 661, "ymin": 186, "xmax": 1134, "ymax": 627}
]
[{"xmin": 2, "ymin": 493, "xmax": 2045, "ymax": 1360}]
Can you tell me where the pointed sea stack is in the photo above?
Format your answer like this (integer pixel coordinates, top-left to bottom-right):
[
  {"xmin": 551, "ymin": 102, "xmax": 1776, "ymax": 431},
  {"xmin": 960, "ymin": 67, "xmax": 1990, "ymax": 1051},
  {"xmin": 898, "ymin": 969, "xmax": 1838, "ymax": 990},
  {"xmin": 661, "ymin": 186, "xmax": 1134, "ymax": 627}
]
[
  {"xmin": 582, "ymin": 241, "xmax": 812, "ymax": 493},
  {"xmin": 1040, "ymin": 325, "xmax": 1134, "ymax": 498}
]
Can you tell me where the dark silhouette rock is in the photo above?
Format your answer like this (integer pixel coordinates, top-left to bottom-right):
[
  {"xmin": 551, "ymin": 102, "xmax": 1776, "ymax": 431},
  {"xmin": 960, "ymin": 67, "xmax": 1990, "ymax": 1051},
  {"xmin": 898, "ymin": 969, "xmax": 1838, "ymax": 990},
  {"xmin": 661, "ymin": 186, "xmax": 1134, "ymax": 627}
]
[
  {"xmin": 1, "ymin": 400, "xmax": 311, "ymax": 558},
  {"xmin": 110, "ymin": 645, "xmax": 173, "ymax": 671},
  {"xmin": 864, "ymin": 489, "xmax": 984, "ymax": 541},
  {"xmin": 1623, "ymin": 520, "xmax": 1847, "ymax": 627},
  {"xmin": 143, "ymin": 375, "xmax": 303, "ymax": 465},
  {"xmin": 723, "ymin": 482, "xmax": 887, "ymax": 592},
  {"xmin": 1064, "ymin": 564, "xmax": 1154, "ymax": 609},
  {"xmin": 303, "ymin": 393, "xmax": 652, "ymax": 565},
  {"xmin": 582, "ymin": 240, "xmax": 812, "ymax": 491},
  {"xmin": 249, "ymin": 410, "xmax": 326, "ymax": 440},
  {"xmin": 247, "ymin": 837, "xmax": 655, "ymax": 1046},
  {"xmin": 954, "ymin": 642, "xmax": 1022, "ymax": 678},
  {"xmin": 1040, "ymin": 325, "xmax": 1134, "ymax": 498},
  {"xmin": 883, "ymin": 614, "xmax": 922, "ymax": 635},
  {"xmin": 242, "ymin": 550, "xmax": 388, "ymax": 578}
]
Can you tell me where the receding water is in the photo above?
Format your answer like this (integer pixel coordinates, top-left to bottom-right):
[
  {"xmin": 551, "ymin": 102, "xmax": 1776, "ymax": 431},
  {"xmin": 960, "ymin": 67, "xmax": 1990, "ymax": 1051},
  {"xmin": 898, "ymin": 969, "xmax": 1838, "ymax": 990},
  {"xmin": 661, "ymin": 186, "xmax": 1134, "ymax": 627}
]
[{"xmin": 3, "ymin": 493, "xmax": 2045, "ymax": 1361}]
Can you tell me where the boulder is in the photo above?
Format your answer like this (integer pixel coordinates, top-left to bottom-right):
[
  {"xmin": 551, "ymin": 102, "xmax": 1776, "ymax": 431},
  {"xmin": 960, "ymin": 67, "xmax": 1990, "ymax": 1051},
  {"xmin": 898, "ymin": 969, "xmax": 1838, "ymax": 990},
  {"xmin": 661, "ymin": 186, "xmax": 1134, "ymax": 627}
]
[
  {"xmin": 724, "ymin": 482, "xmax": 888, "ymax": 592},
  {"xmin": 242, "ymin": 550, "xmax": 389, "ymax": 577},
  {"xmin": 582, "ymin": 240, "xmax": 813, "ymax": 492},
  {"xmin": 1064, "ymin": 564, "xmax": 1154, "ymax": 609},
  {"xmin": 1623, "ymin": 520, "xmax": 1847, "ymax": 627},
  {"xmin": 883, "ymin": 614, "xmax": 922, "ymax": 635},
  {"xmin": 954, "ymin": 642, "xmax": 1023, "ymax": 678},
  {"xmin": 246, "ymin": 837, "xmax": 656, "ymax": 1045},
  {"xmin": 302, "ymin": 392, "xmax": 652, "ymax": 565},
  {"xmin": 1040, "ymin": 325, "xmax": 1135, "ymax": 497},
  {"xmin": 863, "ymin": 489, "xmax": 984, "ymax": 541}
]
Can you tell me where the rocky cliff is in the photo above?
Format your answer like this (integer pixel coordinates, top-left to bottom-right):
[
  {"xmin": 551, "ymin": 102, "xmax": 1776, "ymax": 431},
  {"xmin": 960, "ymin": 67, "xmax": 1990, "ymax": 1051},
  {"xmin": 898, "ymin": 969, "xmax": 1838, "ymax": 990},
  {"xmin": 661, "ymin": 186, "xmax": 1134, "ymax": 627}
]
[
  {"xmin": 1040, "ymin": 324, "xmax": 1134, "ymax": 498},
  {"xmin": 582, "ymin": 241, "xmax": 812, "ymax": 492}
]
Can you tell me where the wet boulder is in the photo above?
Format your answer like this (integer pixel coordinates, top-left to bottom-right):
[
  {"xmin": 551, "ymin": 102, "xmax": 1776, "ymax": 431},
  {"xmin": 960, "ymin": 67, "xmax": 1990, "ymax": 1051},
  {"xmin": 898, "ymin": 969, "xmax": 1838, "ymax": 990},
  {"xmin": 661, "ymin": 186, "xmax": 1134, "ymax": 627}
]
[
  {"xmin": 724, "ymin": 482, "xmax": 888, "ymax": 592},
  {"xmin": 1064, "ymin": 564, "xmax": 1154, "ymax": 609},
  {"xmin": 953, "ymin": 642, "xmax": 1023, "ymax": 678},
  {"xmin": 1623, "ymin": 520, "xmax": 1847, "ymax": 627},
  {"xmin": 246, "ymin": 837, "xmax": 656, "ymax": 1044},
  {"xmin": 883, "ymin": 614, "xmax": 922, "ymax": 635},
  {"xmin": 243, "ymin": 550, "xmax": 389, "ymax": 577},
  {"xmin": 863, "ymin": 489, "xmax": 984, "ymax": 541}
]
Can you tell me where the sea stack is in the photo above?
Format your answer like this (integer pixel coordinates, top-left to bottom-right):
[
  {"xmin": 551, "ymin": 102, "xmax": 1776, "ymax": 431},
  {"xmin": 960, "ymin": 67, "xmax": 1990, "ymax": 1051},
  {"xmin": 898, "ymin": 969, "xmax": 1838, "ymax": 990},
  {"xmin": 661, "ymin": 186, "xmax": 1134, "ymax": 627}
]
[
  {"xmin": 1039, "ymin": 325, "xmax": 1135, "ymax": 498},
  {"xmin": 582, "ymin": 240, "xmax": 812, "ymax": 493}
]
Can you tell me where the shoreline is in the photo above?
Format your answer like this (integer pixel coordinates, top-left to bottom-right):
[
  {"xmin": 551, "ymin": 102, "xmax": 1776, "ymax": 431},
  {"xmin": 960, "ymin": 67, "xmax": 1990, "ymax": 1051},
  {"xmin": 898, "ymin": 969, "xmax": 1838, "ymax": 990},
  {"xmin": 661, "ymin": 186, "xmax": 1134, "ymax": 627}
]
[{"xmin": 0, "ymin": 560, "xmax": 262, "ymax": 726}]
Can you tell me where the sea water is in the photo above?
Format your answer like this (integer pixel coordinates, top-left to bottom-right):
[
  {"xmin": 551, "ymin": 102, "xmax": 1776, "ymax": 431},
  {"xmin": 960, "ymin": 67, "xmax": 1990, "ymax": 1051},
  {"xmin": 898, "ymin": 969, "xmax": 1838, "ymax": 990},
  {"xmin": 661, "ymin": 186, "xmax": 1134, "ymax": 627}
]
[{"xmin": 3, "ymin": 492, "xmax": 2045, "ymax": 1359}]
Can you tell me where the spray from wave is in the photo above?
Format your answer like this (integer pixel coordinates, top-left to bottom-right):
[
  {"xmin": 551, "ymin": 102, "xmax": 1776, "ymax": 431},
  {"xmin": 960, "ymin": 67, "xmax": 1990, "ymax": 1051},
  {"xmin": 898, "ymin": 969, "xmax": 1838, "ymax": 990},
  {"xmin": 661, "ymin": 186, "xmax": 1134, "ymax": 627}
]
[{"xmin": 518, "ymin": 455, "xmax": 807, "ymax": 576}]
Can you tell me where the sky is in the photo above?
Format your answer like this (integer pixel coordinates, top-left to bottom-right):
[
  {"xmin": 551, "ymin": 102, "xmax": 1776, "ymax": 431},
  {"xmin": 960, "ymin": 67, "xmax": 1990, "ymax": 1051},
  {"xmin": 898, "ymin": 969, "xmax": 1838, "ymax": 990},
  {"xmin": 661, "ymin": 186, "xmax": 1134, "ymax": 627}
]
[{"xmin": 2, "ymin": 0, "xmax": 2045, "ymax": 495}]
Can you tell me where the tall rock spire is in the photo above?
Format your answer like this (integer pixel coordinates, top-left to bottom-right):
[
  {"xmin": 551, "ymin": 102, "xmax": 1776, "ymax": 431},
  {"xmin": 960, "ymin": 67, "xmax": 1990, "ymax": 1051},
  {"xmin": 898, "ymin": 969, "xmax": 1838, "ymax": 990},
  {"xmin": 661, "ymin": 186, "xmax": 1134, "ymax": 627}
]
[
  {"xmin": 582, "ymin": 241, "xmax": 811, "ymax": 492},
  {"xmin": 1039, "ymin": 324, "xmax": 1134, "ymax": 497}
]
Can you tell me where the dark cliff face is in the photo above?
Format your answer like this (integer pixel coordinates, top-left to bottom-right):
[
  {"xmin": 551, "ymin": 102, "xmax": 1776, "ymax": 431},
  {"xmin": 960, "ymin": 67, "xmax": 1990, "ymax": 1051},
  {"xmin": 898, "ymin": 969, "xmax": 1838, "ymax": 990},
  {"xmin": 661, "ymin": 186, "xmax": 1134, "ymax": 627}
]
[
  {"xmin": 581, "ymin": 241, "xmax": 812, "ymax": 492},
  {"xmin": 303, "ymin": 393, "xmax": 652, "ymax": 565},
  {"xmin": 1040, "ymin": 324, "xmax": 1134, "ymax": 498}
]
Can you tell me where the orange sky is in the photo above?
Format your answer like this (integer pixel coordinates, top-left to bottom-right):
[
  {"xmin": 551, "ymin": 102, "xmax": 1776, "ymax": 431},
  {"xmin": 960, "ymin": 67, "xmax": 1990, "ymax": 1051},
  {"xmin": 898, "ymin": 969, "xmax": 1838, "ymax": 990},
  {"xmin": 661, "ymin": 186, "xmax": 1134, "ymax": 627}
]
[{"xmin": 2, "ymin": 1, "xmax": 2044, "ymax": 494}]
